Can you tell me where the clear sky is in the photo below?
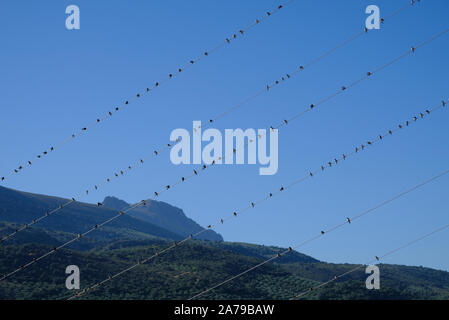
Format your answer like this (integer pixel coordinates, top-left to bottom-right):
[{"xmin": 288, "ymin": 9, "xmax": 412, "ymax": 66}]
[{"xmin": 1, "ymin": 0, "xmax": 448, "ymax": 271}]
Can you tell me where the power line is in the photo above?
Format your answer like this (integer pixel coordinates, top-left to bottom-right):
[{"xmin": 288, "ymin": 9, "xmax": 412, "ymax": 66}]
[
  {"xmin": 3, "ymin": 18, "xmax": 445, "ymax": 283},
  {"xmin": 0, "ymin": 1, "xmax": 422, "ymax": 244},
  {"xmin": 1, "ymin": 0, "xmax": 420, "ymax": 185},
  {"xmin": 190, "ymin": 0, "xmax": 421, "ymax": 135},
  {"xmin": 0, "ymin": 0, "xmax": 293, "ymax": 183},
  {"xmin": 68, "ymin": 97, "xmax": 447, "ymax": 300},
  {"xmin": 189, "ymin": 168, "xmax": 449, "ymax": 300},
  {"xmin": 290, "ymin": 222, "xmax": 449, "ymax": 300},
  {"xmin": 0, "ymin": 161, "xmax": 216, "ymax": 281}
]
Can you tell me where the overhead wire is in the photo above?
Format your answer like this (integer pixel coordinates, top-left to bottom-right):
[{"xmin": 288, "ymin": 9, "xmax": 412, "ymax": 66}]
[
  {"xmin": 0, "ymin": 0, "xmax": 421, "ymax": 243},
  {"xmin": 3, "ymin": 5, "xmax": 444, "ymax": 288},
  {"xmin": 68, "ymin": 96, "xmax": 447, "ymax": 299},
  {"xmin": 290, "ymin": 222, "xmax": 449, "ymax": 299},
  {"xmin": 189, "ymin": 167, "xmax": 449, "ymax": 300},
  {"xmin": 0, "ymin": 0, "xmax": 293, "ymax": 183}
]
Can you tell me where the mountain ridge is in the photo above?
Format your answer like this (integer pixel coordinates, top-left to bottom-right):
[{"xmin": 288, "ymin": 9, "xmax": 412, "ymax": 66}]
[
  {"xmin": 0, "ymin": 186, "xmax": 200, "ymax": 242},
  {"xmin": 1, "ymin": 186, "xmax": 448, "ymax": 300},
  {"xmin": 102, "ymin": 196, "xmax": 223, "ymax": 241}
]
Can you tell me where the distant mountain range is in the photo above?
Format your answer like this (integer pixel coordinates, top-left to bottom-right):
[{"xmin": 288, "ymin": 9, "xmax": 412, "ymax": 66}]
[
  {"xmin": 0, "ymin": 186, "xmax": 222, "ymax": 244},
  {"xmin": 102, "ymin": 196, "xmax": 222, "ymax": 241},
  {"xmin": 1, "ymin": 186, "xmax": 449, "ymax": 300}
]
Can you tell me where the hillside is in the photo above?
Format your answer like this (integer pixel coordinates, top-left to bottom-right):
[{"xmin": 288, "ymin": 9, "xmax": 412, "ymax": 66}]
[
  {"xmin": 102, "ymin": 196, "xmax": 223, "ymax": 241},
  {"xmin": 1, "ymin": 239, "xmax": 449, "ymax": 300},
  {"xmin": 212, "ymin": 241, "xmax": 319, "ymax": 264},
  {"xmin": 0, "ymin": 186, "xmax": 221, "ymax": 243},
  {"xmin": 1, "ymin": 186, "xmax": 449, "ymax": 300}
]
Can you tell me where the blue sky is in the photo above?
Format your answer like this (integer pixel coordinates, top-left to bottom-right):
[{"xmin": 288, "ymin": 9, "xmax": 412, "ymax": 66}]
[{"xmin": 1, "ymin": 0, "xmax": 449, "ymax": 271}]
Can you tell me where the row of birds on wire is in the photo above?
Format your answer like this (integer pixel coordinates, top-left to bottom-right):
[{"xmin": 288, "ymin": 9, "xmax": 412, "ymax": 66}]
[
  {"xmin": 67, "ymin": 98, "xmax": 448, "ymax": 299},
  {"xmin": 2, "ymin": 86, "xmax": 446, "ymax": 287},
  {"xmin": 1, "ymin": 10, "xmax": 446, "ymax": 282},
  {"xmin": 0, "ymin": 1, "xmax": 292, "ymax": 184},
  {"xmin": 0, "ymin": 0, "xmax": 421, "ymax": 244},
  {"xmin": 0, "ymin": 0, "xmax": 421, "ymax": 183},
  {"xmin": 2, "ymin": 0, "xmax": 447, "ymax": 300}
]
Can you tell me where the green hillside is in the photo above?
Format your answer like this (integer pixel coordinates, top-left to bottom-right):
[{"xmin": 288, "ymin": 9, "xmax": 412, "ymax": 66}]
[
  {"xmin": 0, "ymin": 186, "xmax": 221, "ymax": 242},
  {"xmin": 1, "ymin": 239, "xmax": 449, "ymax": 300},
  {"xmin": 1, "ymin": 186, "xmax": 449, "ymax": 300}
]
